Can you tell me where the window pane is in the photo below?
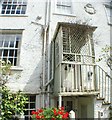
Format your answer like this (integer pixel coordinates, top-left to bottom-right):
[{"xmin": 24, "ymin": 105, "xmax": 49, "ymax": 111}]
[
  {"xmin": 9, "ymin": 50, "xmax": 14, "ymax": 56},
  {"xmin": 0, "ymin": 50, "xmax": 3, "ymax": 57},
  {"xmin": 6, "ymin": 10, "xmax": 10, "ymax": 14},
  {"xmin": 4, "ymin": 41, "xmax": 9, "ymax": 47},
  {"xmin": 8, "ymin": 58, "xmax": 13, "ymax": 64},
  {"xmin": 9, "ymin": 41, "xmax": 14, "ymax": 47},
  {"xmin": 12, "ymin": 5, "xmax": 17, "ymax": 9},
  {"xmin": 16, "ymin": 5, "xmax": 21, "ymax": 14},
  {"xmin": 16, "ymin": 35, "xmax": 21, "ymax": 41},
  {"xmin": 21, "ymin": 5, "xmax": 26, "ymax": 14},
  {"xmin": 1, "ymin": 10, "xmax": 5, "ymax": 14},
  {"xmin": 14, "ymin": 58, "xmax": 17, "ymax": 66},
  {"xmin": 24, "ymin": 110, "xmax": 28, "ymax": 115},
  {"xmin": 30, "ymin": 103, "xmax": 35, "ymax": 109},
  {"xmin": 2, "ymin": 5, "xmax": 7, "ymax": 9},
  {"xmin": 30, "ymin": 96, "xmax": 36, "ymax": 102},
  {"xmin": 7, "ymin": 5, "xmax": 11, "ymax": 9},
  {"xmin": 0, "ymin": 41, "xmax": 3, "ymax": 47},
  {"xmin": 3, "ymin": 49, "xmax": 8, "ymax": 56},
  {"xmin": 15, "ymin": 41, "xmax": 19, "ymax": 48},
  {"xmin": 25, "ymin": 116, "xmax": 29, "ymax": 120},
  {"xmin": 57, "ymin": 0, "xmax": 71, "ymax": 14},
  {"xmin": 25, "ymin": 103, "xmax": 28, "ymax": 109},
  {"xmin": 11, "ymin": 10, "xmax": 15, "ymax": 14}
]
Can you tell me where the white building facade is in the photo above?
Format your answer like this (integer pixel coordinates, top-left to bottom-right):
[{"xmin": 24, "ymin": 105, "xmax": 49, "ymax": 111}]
[{"xmin": 0, "ymin": 0, "xmax": 112, "ymax": 119}]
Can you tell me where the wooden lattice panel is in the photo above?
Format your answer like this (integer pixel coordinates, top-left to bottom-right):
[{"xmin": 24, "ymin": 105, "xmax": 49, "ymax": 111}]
[{"xmin": 61, "ymin": 24, "xmax": 95, "ymax": 63}]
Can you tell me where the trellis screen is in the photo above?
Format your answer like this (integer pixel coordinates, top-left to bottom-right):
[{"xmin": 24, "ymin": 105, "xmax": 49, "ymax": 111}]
[{"xmin": 62, "ymin": 24, "xmax": 95, "ymax": 64}]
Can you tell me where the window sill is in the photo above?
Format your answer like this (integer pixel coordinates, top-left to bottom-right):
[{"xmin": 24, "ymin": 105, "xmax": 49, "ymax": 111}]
[
  {"xmin": 53, "ymin": 12, "xmax": 76, "ymax": 17},
  {"xmin": 10, "ymin": 66, "xmax": 23, "ymax": 71},
  {"xmin": 0, "ymin": 14, "xmax": 28, "ymax": 17}
]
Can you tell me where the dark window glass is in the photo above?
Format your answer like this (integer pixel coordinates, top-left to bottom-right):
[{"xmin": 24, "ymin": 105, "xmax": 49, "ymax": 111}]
[
  {"xmin": 24, "ymin": 110, "xmax": 28, "ymax": 115},
  {"xmin": 12, "ymin": 5, "xmax": 17, "ymax": 9},
  {"xmin": 14, "ymin": 50, "xmax": 17, "ymax": 57},
  {"xmin": 3, "ymin": 49, "xmax": 8, "ymax": 56},
  {"xmin": 25, "ymin": 103, "xmax": 28, "ymax": 109},
  {"xmin": 14, "ymin": 58, "xmax": 17, "ymax": 66},
  {"xmin": 30, "ymin": 96, "xmax": 36, "ymax": 102},
  {"xmin": 25, "ymin": 116, "xmax": 29, "ymax": 120},
  {"xmin": 6, "ymin": 10, "xmax": 10, "ymax": 14},
  {"xmin": 11, "ymin": 10, "xmax": 15, "ymax": 14},
  {"xmin": 1, "ymin": 10, "xmax": 5, "ymax": 14},
  {"xmin": 2, "ymin": 5, "xmax": 7, "ymax": 9},
  {"xmin": 15, "ymin": 41, "xmax": 18, "ymax": 48},
  {"xmin": 30, "ymin": 103, "xmax": 35, "ymax": 109},
  {"xmin": 0, "ymin": 50, "xmax": 3, "ymax": 56},
  {"xmin": 9, "ymin": 50, "xmax": 14, "ymax": 57},
  {"xmin": 7, "ymin": 5, "xmax": 11, "ymax": 9}
]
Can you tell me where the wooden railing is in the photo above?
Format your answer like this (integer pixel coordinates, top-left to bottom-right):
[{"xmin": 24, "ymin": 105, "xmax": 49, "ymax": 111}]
[{"xmin": 60, "ymin": 63, "xmax": 111, "ymax": 103}]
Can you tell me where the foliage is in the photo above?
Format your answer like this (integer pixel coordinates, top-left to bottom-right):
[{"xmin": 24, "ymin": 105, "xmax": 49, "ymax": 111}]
[
  {"xmin": 0, "ymin": 86, "xmax": 28, "ymax": 120},
  {"xmin": 0, "ymin": 60, "xmax": 11, "ymax": 85},
  {"xmin": 0, "ymin": 60, "xmax": 28, "ymax": 120},
  {"xmin": 98, "ymin": 45, "xmax": 112, "ymax": 70},
  {"xmin": 31, "ymin": 107, "xmax": 69, "ymax": 120}
]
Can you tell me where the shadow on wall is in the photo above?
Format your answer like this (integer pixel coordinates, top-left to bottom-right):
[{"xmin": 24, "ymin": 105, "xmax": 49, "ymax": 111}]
[{"xmin": 23, "ymin": 57, "xmax": 43, "ymax": 94}]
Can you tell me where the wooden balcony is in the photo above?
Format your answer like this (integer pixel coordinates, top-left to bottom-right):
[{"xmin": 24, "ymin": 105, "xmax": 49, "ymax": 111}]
[{"xmin": 54, "ymin": 62, "xmax": 111, "ymax": 103}]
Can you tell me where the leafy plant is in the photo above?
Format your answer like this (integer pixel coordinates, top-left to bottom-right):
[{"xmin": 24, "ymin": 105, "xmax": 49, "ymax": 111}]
[
  {"xmin": 97, "ymin": 45, "xmax": 112, "ymax": 70},
  {"xmin": 0, "ymin": 60, "xmax": 28, "ymax": 120},
  {"xmin": 0, "ymin": 86, "xmax": 28, "ymax": 120},
  {"xmin": 31, "ymin": 107, "xmax": 69, "ymax": 120}
]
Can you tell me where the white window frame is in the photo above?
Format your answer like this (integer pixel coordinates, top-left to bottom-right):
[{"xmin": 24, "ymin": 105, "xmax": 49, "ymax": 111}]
[
  {"xmin": 24, "ymin": 95, "xmax": 36, "ymax": 120},
  {"xmin": 104, "ymin": 3, "xmax": 112, "ymax": 25},
  {"xmin": 0, "ymin": 30, "xmax": 22, "ymax": 66},
  {"xmin": 55, "ymin": 0, "xmax": 72, "ymax": 15},
  {"xmin": 0, "ymin": 0, "xmax": 27, "ymax": 15}
]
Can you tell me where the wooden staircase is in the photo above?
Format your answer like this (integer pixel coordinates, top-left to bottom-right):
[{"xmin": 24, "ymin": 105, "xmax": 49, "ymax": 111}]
[{"xmin": 96, "ymin": 65, "xmax": 111, "ymax": 104}]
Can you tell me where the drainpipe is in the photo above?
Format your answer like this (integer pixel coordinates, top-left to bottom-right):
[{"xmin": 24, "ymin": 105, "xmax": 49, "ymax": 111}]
[
  {"xmin": 42, "ymin": 0, "xmax": 52, "ymax": 108},
  {"xmin": 42, "ymin": 26, "xmax": 47, "ymax": 108},
  {"xmin": 42, "ymin": 0, "xmax": 49, "ymax": 108},
  {"xmin": 47, "ymin": 0, "xmax": 52, "ymax": 107}
]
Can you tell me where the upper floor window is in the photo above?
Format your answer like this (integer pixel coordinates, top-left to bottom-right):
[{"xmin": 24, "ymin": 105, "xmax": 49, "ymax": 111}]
[
  {"xmin": 105, "ymin": 4, "xmax": 112, "ymax": 25},
  {"xmin": 56, "ymin": 0, "xmax": 72, "ymax": 14},
  {"xmin": 1, "ymin": 0, "xmax": 27, "ymax": 15},
  {"xmin": 0, "ymin": 31, "xmax": 22, "ymax": 66}
]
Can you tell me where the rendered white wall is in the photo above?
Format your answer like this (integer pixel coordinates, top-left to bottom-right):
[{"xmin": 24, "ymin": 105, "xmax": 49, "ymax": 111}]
[{"xmin": 0, "ymin": 0, "xmax": 46, "ymax": 93}]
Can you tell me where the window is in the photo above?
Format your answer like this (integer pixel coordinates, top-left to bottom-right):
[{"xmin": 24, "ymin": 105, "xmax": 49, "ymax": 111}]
[
  {"xmin": 24, "ymin": 95, "xmax": 36, "ymax": 120},
  {"xmin": 0, "ymin": 31, "xmax": 22, "ymax": 66},
  {"xmin": 1, "ymin": 0, "xmax": 27, "ymax": 15},
  {"xmin": 105, "ymin": 4, "xmax": 112, "ymax": 25},
  {"xmin": 56, "ymin": 0, "xmax": 72, "ymax": 14}
]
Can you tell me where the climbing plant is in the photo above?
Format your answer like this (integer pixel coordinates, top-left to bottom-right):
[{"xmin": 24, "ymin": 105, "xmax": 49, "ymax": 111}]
[
  {"xmin": 98, "ymin": 45, "xmax": 112, "ymax": 70},
  {"xmin": 0, "ymin": 60, "xmax": 28, "ymax": 120}
]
